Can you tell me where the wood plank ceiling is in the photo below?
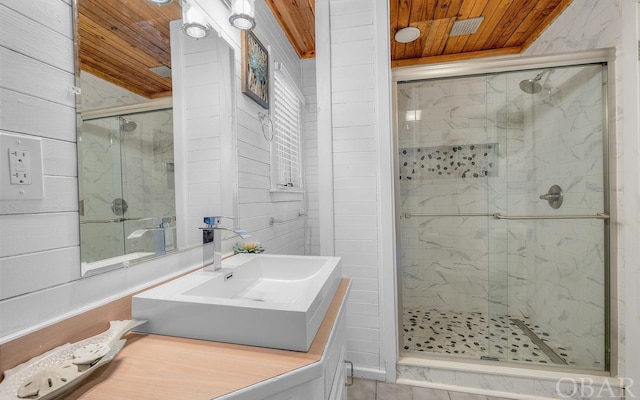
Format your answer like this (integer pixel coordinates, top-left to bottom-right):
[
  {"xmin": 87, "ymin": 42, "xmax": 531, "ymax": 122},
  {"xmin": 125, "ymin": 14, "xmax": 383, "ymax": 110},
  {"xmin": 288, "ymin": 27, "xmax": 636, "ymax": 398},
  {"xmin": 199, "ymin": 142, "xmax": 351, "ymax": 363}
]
[
  {"xmin": 77, "ymin": 0, "xmax": 180, "ymax": 99},
  {"xmin": 263, "ymin": 0, "xmax": 316, "ymax": 59},
  {"xmin": 390, "ymin": 0, "xmax": 574, "ymax": 68},
  {"xmin": 77, "ymin": 0, "xmax": 573, "ymax": 98},
  {"xmin": 264, "ymin": 0, "xmax": 574, "ymax": 67}
]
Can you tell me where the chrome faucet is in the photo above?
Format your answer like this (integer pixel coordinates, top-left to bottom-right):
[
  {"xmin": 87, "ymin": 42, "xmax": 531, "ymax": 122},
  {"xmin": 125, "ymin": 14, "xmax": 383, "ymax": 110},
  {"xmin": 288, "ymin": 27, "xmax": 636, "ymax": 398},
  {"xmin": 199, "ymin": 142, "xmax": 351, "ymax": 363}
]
[
  {"xmin": 127, "ymin": 217, "xmax": 172, "ymax": 256},
  {"xmin": 201, "ymin": 216, "xmax": 250, "ymax": 271}
]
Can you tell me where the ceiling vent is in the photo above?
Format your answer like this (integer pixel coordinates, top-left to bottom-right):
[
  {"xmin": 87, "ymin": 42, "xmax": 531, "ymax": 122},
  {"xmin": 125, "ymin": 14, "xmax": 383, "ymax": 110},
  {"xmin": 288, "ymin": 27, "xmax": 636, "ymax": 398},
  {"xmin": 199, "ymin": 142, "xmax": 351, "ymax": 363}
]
[
  {"xmin": 149, "ymin": 65, "xmax": 172, "ymax": 78},
  {"xmin": 449, "ymin": 17, "xmax": 484, "ymax": 37}
]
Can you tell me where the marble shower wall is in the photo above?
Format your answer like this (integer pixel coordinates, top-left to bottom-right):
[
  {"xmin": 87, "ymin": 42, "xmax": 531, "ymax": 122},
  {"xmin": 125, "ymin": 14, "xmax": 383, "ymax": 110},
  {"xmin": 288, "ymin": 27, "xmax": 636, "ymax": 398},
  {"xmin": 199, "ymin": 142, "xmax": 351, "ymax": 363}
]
[
  {"xmin": 398, "ymin": 64, "xmax": 606, "ymax": 369},
  {"xmin": 80, "ymin": 71, "xmax": 147, "ymax": 110}
]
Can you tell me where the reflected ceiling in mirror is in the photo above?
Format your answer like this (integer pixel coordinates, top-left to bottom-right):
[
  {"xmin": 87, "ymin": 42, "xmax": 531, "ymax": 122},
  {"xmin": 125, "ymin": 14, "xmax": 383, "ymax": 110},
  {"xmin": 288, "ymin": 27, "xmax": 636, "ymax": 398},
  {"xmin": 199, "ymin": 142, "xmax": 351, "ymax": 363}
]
[{"xmin": 77, "ymin": 0, "xmax": 180, "ymax": 99}]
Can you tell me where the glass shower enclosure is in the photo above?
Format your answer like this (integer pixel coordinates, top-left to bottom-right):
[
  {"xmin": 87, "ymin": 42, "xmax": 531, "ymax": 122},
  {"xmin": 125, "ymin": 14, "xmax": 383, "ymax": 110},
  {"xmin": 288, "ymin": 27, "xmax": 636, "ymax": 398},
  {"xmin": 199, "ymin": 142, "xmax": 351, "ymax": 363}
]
[
  {"xmin": 395, "ymin": 63, "xmax": 609, "ymax": 371},
  {"xmin": 78, "ymin": 108, "xmax": 176, "ymax": 275}
]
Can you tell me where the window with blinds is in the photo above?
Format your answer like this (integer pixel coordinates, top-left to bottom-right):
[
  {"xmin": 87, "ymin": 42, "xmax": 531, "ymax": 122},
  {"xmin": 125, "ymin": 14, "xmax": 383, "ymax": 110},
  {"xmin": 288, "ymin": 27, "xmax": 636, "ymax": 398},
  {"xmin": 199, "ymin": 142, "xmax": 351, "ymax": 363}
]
[{"xmin": 271, "ymin": 68, "xmax": 302, "ymax": 190}]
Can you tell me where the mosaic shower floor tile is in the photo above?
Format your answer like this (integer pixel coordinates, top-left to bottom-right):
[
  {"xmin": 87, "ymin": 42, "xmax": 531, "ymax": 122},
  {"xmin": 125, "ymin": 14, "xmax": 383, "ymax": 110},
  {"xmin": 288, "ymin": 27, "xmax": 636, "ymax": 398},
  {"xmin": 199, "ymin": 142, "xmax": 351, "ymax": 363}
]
[{"xmin": 402, "ymin": 308, "xmax": 575, "ymax": 366}]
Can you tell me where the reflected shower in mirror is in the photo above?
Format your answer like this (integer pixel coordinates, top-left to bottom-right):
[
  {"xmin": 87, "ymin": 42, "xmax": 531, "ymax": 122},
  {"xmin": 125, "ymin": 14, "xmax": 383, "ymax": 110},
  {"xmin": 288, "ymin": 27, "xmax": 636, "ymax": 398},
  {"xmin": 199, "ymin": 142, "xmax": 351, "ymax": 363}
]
[{"xmin": 78, "ymin": 107, "xmax": 176, "ymax": 276}]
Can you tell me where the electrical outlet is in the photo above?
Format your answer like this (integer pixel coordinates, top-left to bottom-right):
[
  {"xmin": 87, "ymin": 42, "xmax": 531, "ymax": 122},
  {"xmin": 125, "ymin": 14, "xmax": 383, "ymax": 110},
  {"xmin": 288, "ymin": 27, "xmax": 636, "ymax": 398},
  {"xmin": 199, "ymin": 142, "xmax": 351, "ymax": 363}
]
[
  {"xmin": 8, "ymin": 149, "xmax": 32, "ymax": 185},
  {"xmin": 0, "ymin": 133, "xmax": 44, "ymax": 200}
]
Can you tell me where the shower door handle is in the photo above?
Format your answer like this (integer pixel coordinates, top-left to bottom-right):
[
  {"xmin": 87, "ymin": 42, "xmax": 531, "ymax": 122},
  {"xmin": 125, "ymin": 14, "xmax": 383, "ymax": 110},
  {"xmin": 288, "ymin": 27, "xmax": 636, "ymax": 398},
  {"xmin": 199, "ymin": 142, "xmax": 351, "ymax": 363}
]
[{"xmin": 493, "ymin": 213, "xmax": 609, "ymax": 220}]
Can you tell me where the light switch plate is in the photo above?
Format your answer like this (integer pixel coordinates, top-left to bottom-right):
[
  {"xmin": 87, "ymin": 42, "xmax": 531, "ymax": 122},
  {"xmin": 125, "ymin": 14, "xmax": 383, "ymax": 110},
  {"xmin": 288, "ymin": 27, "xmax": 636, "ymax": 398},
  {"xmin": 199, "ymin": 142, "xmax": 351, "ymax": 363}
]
[{"xmin": 1, "ymin": 133, "xmax": 45, "ymax": 200}]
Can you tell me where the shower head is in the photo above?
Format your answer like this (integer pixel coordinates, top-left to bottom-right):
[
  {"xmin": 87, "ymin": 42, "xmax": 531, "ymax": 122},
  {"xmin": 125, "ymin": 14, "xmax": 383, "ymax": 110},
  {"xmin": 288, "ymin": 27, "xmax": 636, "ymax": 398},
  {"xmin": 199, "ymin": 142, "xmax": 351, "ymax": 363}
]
[
  {"xmin": 120, "ymin": 118, "xmax": 137, "ymax": 132},
  {"xmin": 519, "ymin": 69, "xmax": 552, "ymax": 94},
  {"xmin": 519, "ymin": 78, "xmax": 543, "ymax": 94}
]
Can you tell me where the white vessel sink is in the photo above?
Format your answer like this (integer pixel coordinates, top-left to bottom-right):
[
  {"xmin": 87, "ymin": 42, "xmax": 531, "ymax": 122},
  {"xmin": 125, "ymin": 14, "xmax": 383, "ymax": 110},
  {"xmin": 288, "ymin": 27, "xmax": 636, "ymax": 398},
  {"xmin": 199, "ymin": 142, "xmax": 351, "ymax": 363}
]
[{"xmin": 132, "ymin": 254, "xmax": 342, "ymax": 351}]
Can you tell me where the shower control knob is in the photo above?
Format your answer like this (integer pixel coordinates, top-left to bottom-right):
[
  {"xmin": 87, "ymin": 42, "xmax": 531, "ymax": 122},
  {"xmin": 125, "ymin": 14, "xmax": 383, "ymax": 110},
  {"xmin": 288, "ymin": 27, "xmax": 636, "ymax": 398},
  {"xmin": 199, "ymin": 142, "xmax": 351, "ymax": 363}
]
[{"xmin": 539, "ymin": 185, "xmax": 563, "ymax": 209}]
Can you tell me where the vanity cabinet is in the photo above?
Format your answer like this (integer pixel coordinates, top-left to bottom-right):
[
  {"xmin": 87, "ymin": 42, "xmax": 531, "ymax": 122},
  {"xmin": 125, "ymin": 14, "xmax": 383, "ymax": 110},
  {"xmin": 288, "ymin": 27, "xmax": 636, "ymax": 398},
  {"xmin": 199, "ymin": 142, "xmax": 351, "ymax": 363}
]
[
  {"xmin": 220, "ymin": 281, "xmax": 349, "ymax": 400},
  {"xmin": 262, "ymin": 380, "xmax": 324, "ymax": 400},
  {"xmin": 324, "ymin": 305, "xmax": 348, "ymax": 400},
  {"xmin": 257, "ymin": 317, "xmax": 347, "ymax": 400}
]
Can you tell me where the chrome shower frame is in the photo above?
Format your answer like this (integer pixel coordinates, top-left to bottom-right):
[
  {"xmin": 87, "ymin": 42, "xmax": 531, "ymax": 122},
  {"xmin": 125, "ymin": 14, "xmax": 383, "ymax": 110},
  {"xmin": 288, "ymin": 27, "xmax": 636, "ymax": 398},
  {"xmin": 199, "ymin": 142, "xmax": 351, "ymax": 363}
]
[{"xmin": 391, "ymin": 48, "xmax": 617, "ymax": 375}]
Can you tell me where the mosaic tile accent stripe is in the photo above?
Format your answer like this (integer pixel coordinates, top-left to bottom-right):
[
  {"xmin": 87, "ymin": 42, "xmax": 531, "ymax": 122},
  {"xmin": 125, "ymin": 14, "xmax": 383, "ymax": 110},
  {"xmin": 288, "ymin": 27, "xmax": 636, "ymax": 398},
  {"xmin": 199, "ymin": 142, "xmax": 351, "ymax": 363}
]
[{"xmin": 399, "ymin": 143, "xmax": 497, "ymax": 180}]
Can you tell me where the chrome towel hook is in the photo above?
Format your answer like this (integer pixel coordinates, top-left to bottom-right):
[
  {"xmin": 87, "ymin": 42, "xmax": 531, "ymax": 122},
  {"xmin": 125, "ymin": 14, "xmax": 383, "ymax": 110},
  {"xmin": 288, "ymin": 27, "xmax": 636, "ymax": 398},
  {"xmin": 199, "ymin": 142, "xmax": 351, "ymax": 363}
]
[{"xmin": 258, "ymin": 111, "xmax": 274, "ymax": 142}]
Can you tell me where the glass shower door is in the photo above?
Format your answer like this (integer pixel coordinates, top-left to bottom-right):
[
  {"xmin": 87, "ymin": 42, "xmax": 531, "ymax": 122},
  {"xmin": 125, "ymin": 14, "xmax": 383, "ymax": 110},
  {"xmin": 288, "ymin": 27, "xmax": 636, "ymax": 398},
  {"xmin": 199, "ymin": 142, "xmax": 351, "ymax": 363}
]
[
  {"xmin": 486, "ymin": 64, "xmax": 608, "ymax": 370},
  {"xmin": 79, "ymin": 115, "xmax": 126, "ymax": 264},
  {"xmin": 397, "ymin": 75, "xmax": 495, "ymax": 361}
]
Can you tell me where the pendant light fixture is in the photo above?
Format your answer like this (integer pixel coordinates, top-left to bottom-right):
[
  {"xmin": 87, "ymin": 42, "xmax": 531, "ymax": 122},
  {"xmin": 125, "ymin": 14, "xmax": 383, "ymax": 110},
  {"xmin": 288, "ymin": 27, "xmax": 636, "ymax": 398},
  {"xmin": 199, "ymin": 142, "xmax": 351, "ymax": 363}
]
[
  {"xmin": 229, "ymin": 0, "xmax": 256, "ymax": 30},
  {"xmin": 180, "ymin": 0, "xmax": 210, "ymax": 39}
]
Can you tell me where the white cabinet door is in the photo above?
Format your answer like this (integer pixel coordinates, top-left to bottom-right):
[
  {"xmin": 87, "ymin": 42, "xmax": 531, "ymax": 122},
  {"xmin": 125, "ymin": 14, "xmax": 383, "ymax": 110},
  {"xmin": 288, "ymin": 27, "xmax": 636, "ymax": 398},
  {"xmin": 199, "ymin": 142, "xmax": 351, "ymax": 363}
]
[
  {"xmin": 262, "ymin": 377, "xmax": 323, "ymax": 400},
  {"xmin": 327, "ymin": 347, "xmax": 347, "ymax": 400},
  {"xmin": 324, "ymin": 304, "xmax": 347, "ymax": 396}
]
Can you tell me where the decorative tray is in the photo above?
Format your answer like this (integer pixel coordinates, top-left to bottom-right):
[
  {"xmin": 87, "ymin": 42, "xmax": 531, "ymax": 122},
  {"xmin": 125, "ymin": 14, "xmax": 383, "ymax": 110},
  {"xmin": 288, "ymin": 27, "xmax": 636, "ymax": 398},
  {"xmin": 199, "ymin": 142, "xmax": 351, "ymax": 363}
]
[{"xmin": 0, "ymin": 320, "xmax": 144, "ymax": 400}]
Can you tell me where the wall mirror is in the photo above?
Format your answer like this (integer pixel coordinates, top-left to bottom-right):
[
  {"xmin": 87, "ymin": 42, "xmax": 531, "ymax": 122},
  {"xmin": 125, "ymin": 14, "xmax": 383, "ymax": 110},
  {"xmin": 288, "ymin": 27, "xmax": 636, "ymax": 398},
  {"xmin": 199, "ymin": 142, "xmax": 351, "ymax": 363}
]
[{"xmin": 75, "ymin": 0, "xmax": 235, "ymax": 276}]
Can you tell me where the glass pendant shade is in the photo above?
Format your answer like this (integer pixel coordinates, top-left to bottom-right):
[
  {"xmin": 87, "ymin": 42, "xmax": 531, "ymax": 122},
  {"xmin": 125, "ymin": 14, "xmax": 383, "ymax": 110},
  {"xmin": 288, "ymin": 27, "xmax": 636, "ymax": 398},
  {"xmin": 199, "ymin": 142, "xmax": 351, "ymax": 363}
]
[
  {"xmin": 229, "ymin": 0, "xmax": 256, "ymax": 30},
  {"xmin": 181, "ymin": 0, "xmax": 210, "ymax": 39}
]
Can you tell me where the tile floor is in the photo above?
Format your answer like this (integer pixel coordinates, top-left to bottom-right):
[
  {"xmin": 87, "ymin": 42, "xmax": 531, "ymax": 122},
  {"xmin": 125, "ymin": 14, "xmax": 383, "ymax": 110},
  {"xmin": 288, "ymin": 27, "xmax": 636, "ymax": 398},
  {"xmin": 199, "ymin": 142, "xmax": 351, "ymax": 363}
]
[
  {"xmin": 402, "ymin": 308, "xmax": 573, "ymax": 366},
  {"xmin": 347, "ymin": 378, "xmax": 512, "ymax": 400}
]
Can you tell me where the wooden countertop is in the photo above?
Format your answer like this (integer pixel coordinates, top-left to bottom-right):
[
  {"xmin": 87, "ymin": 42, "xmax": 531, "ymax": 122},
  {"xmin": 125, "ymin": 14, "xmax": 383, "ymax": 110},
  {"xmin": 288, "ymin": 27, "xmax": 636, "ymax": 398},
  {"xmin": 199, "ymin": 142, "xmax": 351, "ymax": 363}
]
[{"xmin": 63, "ymin": 278, "xmax": 350, "ymax": 400}]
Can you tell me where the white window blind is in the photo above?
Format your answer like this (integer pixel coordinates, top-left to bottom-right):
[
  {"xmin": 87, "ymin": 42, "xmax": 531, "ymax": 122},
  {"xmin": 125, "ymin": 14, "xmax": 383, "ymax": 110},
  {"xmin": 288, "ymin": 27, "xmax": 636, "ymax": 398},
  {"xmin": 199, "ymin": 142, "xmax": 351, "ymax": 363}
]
[{"xmin": 272, "ymin": 67, "xmax": 302, "ymax": 189}]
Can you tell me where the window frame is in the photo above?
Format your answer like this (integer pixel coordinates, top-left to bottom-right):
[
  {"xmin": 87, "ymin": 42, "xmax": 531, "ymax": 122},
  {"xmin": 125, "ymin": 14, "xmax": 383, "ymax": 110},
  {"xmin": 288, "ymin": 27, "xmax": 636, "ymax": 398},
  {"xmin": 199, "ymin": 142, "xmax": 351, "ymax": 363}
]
[{"xmin": 269, "ymin": 62, "xmax": 305, "ymax": 194}]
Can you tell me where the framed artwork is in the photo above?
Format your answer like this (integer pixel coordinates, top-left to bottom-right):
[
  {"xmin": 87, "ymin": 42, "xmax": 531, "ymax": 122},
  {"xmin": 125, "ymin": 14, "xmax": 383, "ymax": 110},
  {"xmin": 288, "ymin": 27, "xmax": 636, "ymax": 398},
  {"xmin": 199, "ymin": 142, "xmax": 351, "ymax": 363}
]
[{"xmin": 241, "ymin": 30, "xmax": 269, "ymax": 109}]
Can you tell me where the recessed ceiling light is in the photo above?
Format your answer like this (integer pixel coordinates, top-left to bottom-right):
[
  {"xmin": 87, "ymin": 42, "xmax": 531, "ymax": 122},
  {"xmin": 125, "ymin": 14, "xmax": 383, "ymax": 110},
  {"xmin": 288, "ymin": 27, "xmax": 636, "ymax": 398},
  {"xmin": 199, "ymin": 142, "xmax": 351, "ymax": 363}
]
[
  {"xmin": 395, "ymin": 27, "xmax": 421, "ymax": 43},
  {"xmin": 148, "ymin": 0, "xmax": 173, "ymax": 5}
]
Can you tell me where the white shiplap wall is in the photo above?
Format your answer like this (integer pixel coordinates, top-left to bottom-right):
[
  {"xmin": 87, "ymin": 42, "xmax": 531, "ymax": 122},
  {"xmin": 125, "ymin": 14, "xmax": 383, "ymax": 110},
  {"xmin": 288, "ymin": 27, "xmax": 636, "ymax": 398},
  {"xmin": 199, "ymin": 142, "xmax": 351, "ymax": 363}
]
[
  {"xmin": 172, "ymin": 24, "xmax": 228, "ymax": 248},
  {"xmin": 330, "ymin": 0, "xmax": 381, "ymax": 374},
  {"xmin": 0, "ymin": 0, "xmax": 80, "ymax": 301},
  {"xmin": 319, "ymin": 0, "xmax": 395, "ymax": 379},
  {"xmin": 302, "ymin": 59, "xmax": 320, "ymax": 256},
  {"xmin": 191, "ymin": 0, "xmax": 307, "ymax": 255},
  {"xmin": 235, "ymin": 3, "xmax": 306, "ymax": 255}
]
